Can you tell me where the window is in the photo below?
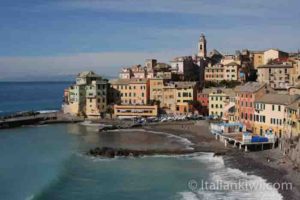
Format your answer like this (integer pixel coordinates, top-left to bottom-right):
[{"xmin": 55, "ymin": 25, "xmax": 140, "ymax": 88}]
[
  {"xmin": 278, "ymin": 105, "xmax": 281, "ymax": 111},
  {"xmin": 272, "ymin": 105, "xmax": 274, "ymax": 111}
]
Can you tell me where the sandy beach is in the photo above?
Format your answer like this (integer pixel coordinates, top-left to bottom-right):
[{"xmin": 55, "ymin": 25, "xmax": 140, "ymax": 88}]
[{"xmin": 141, "ymin": 120, "xmax": 300, "ymax": 200}]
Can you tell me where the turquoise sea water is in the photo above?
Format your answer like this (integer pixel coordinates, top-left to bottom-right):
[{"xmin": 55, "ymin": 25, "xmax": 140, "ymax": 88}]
[
  {"xmin": 0, "ymin": 82, "xmax": 71, "ymax": 116},
  {"xmin": 0, "ymin": 124, "xmax": 282, "ymax": 200},
  {"xmin": 0, "ymin": 82, "xmax": 283, "ymax": 199}
]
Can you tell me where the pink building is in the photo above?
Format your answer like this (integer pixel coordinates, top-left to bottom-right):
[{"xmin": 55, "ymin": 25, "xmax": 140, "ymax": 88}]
[{"xmin": 235, "ymin": 82, "xmax": 266, "ymax": 131}]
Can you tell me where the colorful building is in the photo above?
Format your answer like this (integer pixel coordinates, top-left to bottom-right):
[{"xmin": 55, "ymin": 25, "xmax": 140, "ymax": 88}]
[
  {"xmin": 234, "ymin": 82, "xmax": 266, "ymax": 131},
  {"xmin": 253, "ymin": 94, "xmax": 299, "ymax": 137},
  {"xmin": 63, "ymin": 71, "xmax": 109, "ymax": 118},
  {"xmin": 208, "ymin": 88, "xmax": 235, "ymax": 117},
  {"xmin": 263, "ymin": 49, "xmax": 289, "ymax": 64},
  {"xmin": 250, "ymin": 51, "xmax": 264, "ymax": 69},
  {"xmin": 204, "ymin": 63, "xmax": 224, "ymax": 82},
  {"xmin": 257, "ymin": 63, "xmax": 293, "ymax": 90},
  {"xmin": 197, "ymin": 88, "xmax": 212, "ymax": 116},
  {"xmin": 175, "ymin": 82, "xmax": 197, "ymax": 114},
  {"xmin": 223, "ymin": 62, "xmax": 241, "ymax": 81},
  {"xmin": 149, "ymin": 80, "xmax": 197, "ymax": 114},
  {"xmin": 285, "ymin": 100, "xmax": 300, "ymax": 138},
  {"xmin": 110, "ymin": 78, "xmax": 149, "ymax": 105}
]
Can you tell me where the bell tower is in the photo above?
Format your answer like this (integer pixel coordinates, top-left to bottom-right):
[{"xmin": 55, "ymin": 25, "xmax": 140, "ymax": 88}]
[{"xmin": 198, "ymin": 33, "xmax": 207, "ymax": 58}]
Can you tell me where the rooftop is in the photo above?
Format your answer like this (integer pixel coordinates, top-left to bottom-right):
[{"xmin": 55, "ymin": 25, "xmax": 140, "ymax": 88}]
[
  {"xmin": 235, "ymin": 82, "xmax": 266, "ymax": 93},
  {"xmin": 174, "ymin": 81, "xmax": 197, "ymax": 89},
  {"xmin": 209, "ymin": 88, "xmax": 235, "ymax": 96},
  {"xmin": 224, "ymin": 61, "xmax": 240, "ymax": 66},
  {"xmin": 110, "ymin": 78, "xmax": 148, "ymax": 85},
  {"xmin": 77, "ymin": 71, "xmax": 98, "ymax": 78},
  {"xmin": 255, "ymin": 94, "xmax": 299, "ymax": 105},
  {"xmin": 257, "ymin": 64, "xmax": 293, "ymax": 69},
  {"xmin": 287, "ymin": 99, "xmax": 300, "ymax": 110}
]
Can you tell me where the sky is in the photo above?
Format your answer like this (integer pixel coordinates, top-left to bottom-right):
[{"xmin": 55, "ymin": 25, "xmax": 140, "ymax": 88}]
[{"xmin": 0, "ymin": 0, "xmax": 299, "ymax": 81}]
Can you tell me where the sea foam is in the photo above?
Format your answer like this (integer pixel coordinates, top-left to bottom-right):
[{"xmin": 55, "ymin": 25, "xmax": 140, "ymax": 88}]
[
  {"xmin": 178, "ymin": 153, "xmax": 283, "ymax": 200},
  {"xmin": 37, "ymin": 110, "xmax": 59, "ymax": 114}
]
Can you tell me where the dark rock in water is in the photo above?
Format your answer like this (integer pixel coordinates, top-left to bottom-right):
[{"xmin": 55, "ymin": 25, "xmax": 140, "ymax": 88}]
[
  {"xmin": 99, "ymin": 125, "xmax": 120, "ymax": 132},
  {"xmin": 213, "ymin": 152, "xmax": 226, "ymax": 157},
  {"xmin": 87, "ymin": 146, "xmax": 194, "ymax": 158}
]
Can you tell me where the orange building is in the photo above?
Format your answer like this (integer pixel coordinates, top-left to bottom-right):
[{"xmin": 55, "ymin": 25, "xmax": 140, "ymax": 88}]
[{"xmin": 110, "ymin": 78, "xmax": 149, "ymax": 105}]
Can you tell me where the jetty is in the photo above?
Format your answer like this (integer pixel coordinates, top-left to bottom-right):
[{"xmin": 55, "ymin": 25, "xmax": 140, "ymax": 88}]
[{"xmin": 0, "ymin": 112, "xmax": 84, "ymax": 129}]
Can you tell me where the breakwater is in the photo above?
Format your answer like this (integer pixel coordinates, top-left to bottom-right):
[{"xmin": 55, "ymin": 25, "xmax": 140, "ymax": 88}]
[{"xmin": 0, "ymin": 112, "xmax": 83, "ymax": 129}]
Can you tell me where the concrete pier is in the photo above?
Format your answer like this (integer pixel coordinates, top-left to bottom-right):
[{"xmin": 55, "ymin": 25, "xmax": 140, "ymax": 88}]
[
  {"xmin": 214, "ymin": 132, "xmax": 276, "ymax": 152},
  {"xmin": 0, "ymin": 112, "xmax": 84, "ymax": 129}
]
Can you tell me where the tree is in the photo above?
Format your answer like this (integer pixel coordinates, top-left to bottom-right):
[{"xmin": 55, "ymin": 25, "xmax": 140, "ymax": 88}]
[
  {"xmin": 188, "ymin": 100, "xmax": 202, "ymax": 113},
  {"xmin": 106, "ymin": 106, "xmax": 114, "ymax": 119}
]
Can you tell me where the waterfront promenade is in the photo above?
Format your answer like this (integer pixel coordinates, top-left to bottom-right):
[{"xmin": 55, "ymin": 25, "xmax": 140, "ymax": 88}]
[{"xmin": 0, "ymin": 112, "xmax": 83, "ymax": 129}]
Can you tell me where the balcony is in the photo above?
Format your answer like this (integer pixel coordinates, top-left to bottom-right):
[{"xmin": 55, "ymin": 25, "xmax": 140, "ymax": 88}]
[{"xmin": 86, "ymin": 92, "xmax": 96, "ymax": 98}]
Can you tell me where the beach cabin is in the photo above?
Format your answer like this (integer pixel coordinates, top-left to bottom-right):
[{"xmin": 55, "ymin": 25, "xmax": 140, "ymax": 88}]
[
  {"xmin": 264, "ymin": 129, "xmax": 276, "ymax": 143},
  {"xmin": 210, "ymin": 122, "xmax": 244, "ymax": 135},
  {"xmin": 242, "ymin": 132, "xmax": 252, "ymax": 143}
]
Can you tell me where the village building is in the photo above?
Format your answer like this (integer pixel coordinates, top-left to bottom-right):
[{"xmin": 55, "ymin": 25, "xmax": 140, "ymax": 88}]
[
  {"xmin": 253, "ymin": 94, "xmax": 299, "ymax": 137},
  {"xmin": 257, "ymin": 63, "xmax": 293, "ymax": 90},
  {"xmin": 110, "ymin": 78, "xmax": 149, "ymax": 105},
  {"xmin": 234, "ymin": 82, "xmax": 267, "ymax": 131},
  {"xmin": 63, "ymin": 71, "xmax": 109, "ymax": 118}
]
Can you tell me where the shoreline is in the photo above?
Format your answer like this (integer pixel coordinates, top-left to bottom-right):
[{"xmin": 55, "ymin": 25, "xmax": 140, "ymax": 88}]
[
  {"xmin": 141, "ymin": 120, "xmax": 300, "ymax": 200},
  {"xmin": 2, "ymin": 117, "xmax": 299, "ymax": 199},
  {"xmin": 224, "ymin": 149, "xmax": 300, "ymax": 200}
]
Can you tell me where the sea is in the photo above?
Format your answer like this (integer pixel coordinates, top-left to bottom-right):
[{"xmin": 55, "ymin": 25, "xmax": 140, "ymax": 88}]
[{"xmin": 0, "ymin": 82, "xmax": 283, "ymax": 200}]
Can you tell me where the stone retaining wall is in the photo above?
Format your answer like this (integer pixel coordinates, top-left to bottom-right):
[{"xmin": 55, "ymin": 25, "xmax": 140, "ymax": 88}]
[{"xmin": 281, "ymin": 137, "xmax": 300, "ymax": 167}]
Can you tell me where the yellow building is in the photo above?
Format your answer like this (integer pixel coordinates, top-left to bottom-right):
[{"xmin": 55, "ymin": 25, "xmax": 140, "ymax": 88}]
[
  {"xmin": 174, "ymin": 82, "xmax": 197, "ymax": 114},
  {"xmin": 110, "ymin": 78, "xmax": 149, "ymax": 105},
  {"xmin": 113, "ymin": 105, "xmax": 158, "ymax": 118},
  {"xmin": 251, "ymin": 51, "xmax": 264, "ymax": 69},
  {"xmin": 208, "ymin": 89, "xmax": 235, "ymax": 117},
  {"xmin": 162, "ymin": 84, "xmax": 176, "ymax": 112},
  {"xmin": 85, "ymin": 80, "xmax": 108, "ymax": 118},
  {"xmin": 253, "ymin": 94, "xmax": 299, "ymax": 137},
  {"xmin": 149, "ymin": 79, "xmax": 164, "ymax": 102},
  {"xmin": 149, "ymin": 80, "xmax": 196, "ymax": 114},
  {"xmin": 285, "ymin": 100, "xmax": 300, "ymax": 138}
]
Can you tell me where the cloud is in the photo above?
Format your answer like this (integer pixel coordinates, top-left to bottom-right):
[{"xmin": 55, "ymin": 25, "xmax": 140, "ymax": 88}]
[
  {"xmin": 56, "ymin": 0, "xmax": 299, "ymax": 18},
  {"xmin": 0, "ymin": 49, "xmax": 192, "ymax": 80}
]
